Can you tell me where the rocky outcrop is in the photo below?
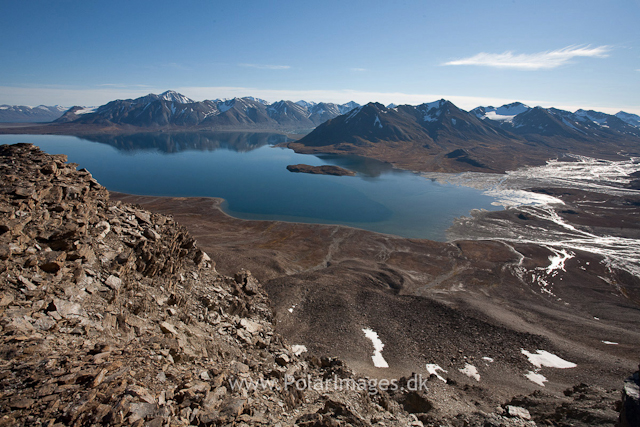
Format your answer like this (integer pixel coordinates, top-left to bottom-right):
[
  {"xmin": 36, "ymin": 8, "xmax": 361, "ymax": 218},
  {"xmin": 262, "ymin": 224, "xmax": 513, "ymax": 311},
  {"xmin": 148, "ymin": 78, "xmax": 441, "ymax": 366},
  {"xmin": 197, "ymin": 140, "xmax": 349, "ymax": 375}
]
[
  {"xmin": 620, "ymin": 367, "xmax": 640, "ymax": 427},
  {"xmin": 286, "ymin": 164, "xmax": 356, "ymax": 176}
]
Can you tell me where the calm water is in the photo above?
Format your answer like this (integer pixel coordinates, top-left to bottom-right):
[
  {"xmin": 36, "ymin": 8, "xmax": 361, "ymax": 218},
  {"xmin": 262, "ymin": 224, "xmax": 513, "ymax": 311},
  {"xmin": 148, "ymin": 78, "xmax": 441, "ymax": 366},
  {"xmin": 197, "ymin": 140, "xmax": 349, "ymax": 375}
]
[{"xmin": 0, "ymin": 132, "xmax": 501, "ymax": 240}]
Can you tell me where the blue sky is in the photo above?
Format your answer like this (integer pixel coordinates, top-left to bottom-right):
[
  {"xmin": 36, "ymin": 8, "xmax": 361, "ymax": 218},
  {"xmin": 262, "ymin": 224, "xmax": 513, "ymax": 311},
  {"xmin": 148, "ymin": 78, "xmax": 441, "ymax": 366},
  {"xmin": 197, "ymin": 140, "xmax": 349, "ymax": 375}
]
[{"xmin": 1, "ymin": 0, "xmax": 639, "ymax": 114}]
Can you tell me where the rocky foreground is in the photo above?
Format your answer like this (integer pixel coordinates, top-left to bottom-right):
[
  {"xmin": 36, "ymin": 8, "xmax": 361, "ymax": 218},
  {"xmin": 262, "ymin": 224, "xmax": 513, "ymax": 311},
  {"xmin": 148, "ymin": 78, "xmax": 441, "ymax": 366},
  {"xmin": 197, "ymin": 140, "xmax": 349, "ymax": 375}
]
[{"xmin": 0, "ymin": 143, "xmax": 638, "ymax": 426}]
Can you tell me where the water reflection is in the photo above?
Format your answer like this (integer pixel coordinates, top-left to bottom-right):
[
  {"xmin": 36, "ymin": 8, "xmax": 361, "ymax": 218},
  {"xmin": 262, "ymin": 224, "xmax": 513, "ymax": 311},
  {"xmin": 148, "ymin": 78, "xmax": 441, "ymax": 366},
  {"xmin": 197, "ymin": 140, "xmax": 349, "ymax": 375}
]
[
  {"xmin": 81, "ymin": 132, "xmax": 290, "ymax": 153},
  {"xmin": 315, "ymin": 154, "xmax": 397, "ymax": 178}
]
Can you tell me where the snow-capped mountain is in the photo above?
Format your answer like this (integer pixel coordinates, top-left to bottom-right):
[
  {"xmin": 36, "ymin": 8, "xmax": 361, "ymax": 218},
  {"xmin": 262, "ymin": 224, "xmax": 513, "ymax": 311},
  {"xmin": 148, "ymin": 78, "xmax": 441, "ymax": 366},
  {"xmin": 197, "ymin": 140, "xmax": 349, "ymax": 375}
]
[
  {"xmin": 471, "ymin": 102, "xmax": 530, "ymax": 123},
  {"xmin": 158, "ymin": 90, "xmax": 195, "ymax": 104},
  {"xmin": 53, "ymin": 106, "xmax": 97, "ymax": 123},
  {"xmin": 471, "ymin": 102, "xmax": 640, "ymax": 139},
  {"xmin": 244, "ymin": 96, "xmax": 269, "ymax": 105},
  {"xmin": 300, "ymin": 100, "xmax": 510, "ymax": 150},
  {"xmin": 615, "ymin": 111, "xmax": 640, "ymax": 128},
  {"xmin": 504, "ymin": 107, "xmax": 640, "ymax": 139},
  {"xmin": 0, "ymin": 104, "xmax": 67, "ymax": 123},
  {"xmin": 338, "ymin": 101, "xmax": 360, "ymax": 115},
  {"xmin": 294, "ymin": 99, "xmax": 640, "ymax": 173},
  {"xmin": 56, "ymin": 91, "xmax": 360, "ymax": 130},
  {"xmin": 296, "ymin": 100, "xmax": 316, "ymax": 109},
  {"xmin": 36, "ymin": 90, "xmax": 640, "ymax": 146}
]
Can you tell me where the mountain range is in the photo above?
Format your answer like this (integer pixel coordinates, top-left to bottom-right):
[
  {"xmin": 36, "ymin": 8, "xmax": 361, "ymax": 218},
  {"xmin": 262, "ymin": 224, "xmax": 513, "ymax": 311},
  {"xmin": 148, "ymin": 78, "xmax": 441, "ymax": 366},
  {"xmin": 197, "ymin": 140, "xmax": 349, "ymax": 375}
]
[
  {"xmin": 3, "ymin": 90, "xmax": 640, "ymax": 172},
  {"xmin": 53, "ymin": 90, "xmax": 362, "ymax": 131},
  {"xmin": 290, "ymin": 100, "xmax": 640, "ymax": 173},
  {"xmin": 0, "ymin": 104, "xmax": 67, "ymax": 123}
]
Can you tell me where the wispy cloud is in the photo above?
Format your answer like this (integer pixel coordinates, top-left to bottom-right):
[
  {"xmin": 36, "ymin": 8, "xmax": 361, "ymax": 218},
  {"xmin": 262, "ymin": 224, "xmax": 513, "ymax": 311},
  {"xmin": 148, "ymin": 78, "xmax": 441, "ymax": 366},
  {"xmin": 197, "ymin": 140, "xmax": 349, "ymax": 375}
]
[
  {"xmin": 350, "ymin": 68, "xmax": 367, "ymax": 72},
  {"xmin": 97, "ymin": 84, "xmax": 152, "ymax": 88},
  {"xmin": 238, "ymin": 63, "xmax": 291, "ymax": 70},
  {"xmin": 443, "ymin": 45, "xmax": 611, "ymax": 70}
]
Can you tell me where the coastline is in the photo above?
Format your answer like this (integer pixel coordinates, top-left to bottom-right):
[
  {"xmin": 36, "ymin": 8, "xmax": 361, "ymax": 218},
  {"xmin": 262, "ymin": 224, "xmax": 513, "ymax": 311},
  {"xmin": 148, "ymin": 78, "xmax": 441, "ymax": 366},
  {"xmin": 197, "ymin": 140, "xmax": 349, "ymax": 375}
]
[
  {"xmin": 110, "ymin": 190, "xmax": 640, "ymax": 396},
  {"xmin": 2, "ymin": 132, "xmax": 639, "ymax": 400}
]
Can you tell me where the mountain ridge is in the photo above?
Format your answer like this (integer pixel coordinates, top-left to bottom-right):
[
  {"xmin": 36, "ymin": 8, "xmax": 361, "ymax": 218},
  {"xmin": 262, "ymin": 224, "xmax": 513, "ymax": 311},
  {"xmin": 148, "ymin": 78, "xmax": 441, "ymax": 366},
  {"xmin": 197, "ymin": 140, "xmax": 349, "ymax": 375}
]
[
  {"xmin": 51, "ymin": 91, "xmax": 362, "ymax": 131},
  {"xmin": 290, "ymin": 100, "xmax": 640, "ymax": 173},
  {"xmin": 0, "ymin": 104, "xmax": 67, "ymax": 123}
]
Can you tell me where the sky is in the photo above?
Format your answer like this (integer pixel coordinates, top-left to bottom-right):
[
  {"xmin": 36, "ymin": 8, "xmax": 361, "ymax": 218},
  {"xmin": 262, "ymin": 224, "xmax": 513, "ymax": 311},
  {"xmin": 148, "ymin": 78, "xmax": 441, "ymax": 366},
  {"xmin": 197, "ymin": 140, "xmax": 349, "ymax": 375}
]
[{"xmin": 1, "ymin": 0, "xmax": 639, "ymax": 114}]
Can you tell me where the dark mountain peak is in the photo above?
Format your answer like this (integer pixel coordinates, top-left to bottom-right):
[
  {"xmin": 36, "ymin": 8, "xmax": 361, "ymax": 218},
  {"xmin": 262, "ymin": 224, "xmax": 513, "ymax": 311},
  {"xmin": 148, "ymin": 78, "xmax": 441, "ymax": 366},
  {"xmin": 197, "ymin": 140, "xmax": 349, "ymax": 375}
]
[
  {"xmin": 471, "ymin": 106, "xmax": 490, "ymax": 119},
  {"xmin": 418, "ymin": 99, "xmax": 447, "ymax": 110},
  {"xmin": 268, "ymin": 100, "xmax": 309, "ymax": 115},
  {"xmin": 504, "ymin": 101, "xmax": 527, "ymax": 109},
  {"xmin": 343, "ymin": 103, "xmax": 386, "ymax": 123},
  {"xmin": 413, "ymin": 99, "xmax": 455, "ymax": 123},
  {"xmin": 366, "ymin": 101, "xmax": 386, "ymax": 109},
  {"xmin": 53, "ymin": 106, "xmax": 86, "ymax": 123}
]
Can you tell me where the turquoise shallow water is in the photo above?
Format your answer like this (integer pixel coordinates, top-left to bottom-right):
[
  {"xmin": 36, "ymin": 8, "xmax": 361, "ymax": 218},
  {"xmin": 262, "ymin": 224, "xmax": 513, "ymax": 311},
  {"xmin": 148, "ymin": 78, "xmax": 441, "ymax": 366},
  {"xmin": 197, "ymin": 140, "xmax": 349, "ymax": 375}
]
[{"xmin": 0, "ymin": 132, "xmax": 501, "ymax": 240}]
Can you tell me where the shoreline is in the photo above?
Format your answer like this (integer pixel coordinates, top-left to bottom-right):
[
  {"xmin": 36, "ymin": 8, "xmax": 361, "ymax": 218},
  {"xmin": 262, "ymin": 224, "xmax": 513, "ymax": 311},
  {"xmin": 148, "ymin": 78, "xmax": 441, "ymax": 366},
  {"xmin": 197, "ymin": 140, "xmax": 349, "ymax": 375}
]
[
  {"xmin": 3, "ymin": 135, "xmax": 639, "ymax": 399},
  {"xmin": 109, "ymin": 189, "xmax": 640, "ymax": 395}
]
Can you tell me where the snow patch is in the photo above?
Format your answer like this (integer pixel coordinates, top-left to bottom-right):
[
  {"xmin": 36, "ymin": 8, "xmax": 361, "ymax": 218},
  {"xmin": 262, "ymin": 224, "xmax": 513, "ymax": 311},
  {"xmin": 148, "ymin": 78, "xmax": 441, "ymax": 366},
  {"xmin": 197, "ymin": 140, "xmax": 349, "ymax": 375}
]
[
  {"xmin": 459, "ymin": 363, "xmax": 480, "ymax": 381},
  {"xmin": 74, "ymin": 107, "xmax": 97, "ymax": 115},
  {"xmin": 482, "ymin": 357, "xmax": 494, "ymax": 363},
  {"xmin": 218, "ymin": 99, "xmax": 235, "ymax": 113},
  {"xmin": 485, "ymin": 189, "xmax": 564, "ymax": 208},
  {"xmin": 546, "ymin": 248, "xmax": 574, "ymax": 274},
  {"xmin": 521, "ymin": 349, "xmax": 576, "ymax": 369},
  {"xmin": 601, "ymin": 341, "xmax": 618, "ymax": 345},
  {"xmin": 525, "ymin": 371, "xmax": 547, "ymax": 386},
  {"xmin": 362, "ymin": 328, "xmax": 389, "ymax": 368},
  {"xmin": 374, "ymin": 115, "xmax": 382, "ymax": 129},
  {"xmin": 426, "ymin": 364, "xmax": 447, "ymax": 382},
  {"xmin": 345, "ymin": 106, "xmax": 363, "ymax": 123},
  {"xmin": 291, "ymin": 345, "xmax": 307, "ymax": 356}
]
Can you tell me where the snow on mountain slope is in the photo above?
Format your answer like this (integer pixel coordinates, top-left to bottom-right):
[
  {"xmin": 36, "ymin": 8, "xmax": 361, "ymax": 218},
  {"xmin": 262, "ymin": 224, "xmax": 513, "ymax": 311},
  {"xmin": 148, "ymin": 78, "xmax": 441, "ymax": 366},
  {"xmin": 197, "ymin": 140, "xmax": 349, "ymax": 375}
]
[
  {"xmin": 159, "ymin": 90, "xmax": 195, "ymax": 104},
  {"xmin": 472, "ymin": 102, "xmax": 531, "ymax": 123},
  {"xmin": 338, "ymin": 101, "xmax": 361, "ymax": 115},
  {"xmin": 615, "ymin": 111, "xmax": 640, "ymax": 128},
  {"xmin": 0, "ymin": 105, "xmax": 69, "ymax": 123},
  {"xmin": 244, "ymin": 96, "xmax": 270, "ymax": 105}
]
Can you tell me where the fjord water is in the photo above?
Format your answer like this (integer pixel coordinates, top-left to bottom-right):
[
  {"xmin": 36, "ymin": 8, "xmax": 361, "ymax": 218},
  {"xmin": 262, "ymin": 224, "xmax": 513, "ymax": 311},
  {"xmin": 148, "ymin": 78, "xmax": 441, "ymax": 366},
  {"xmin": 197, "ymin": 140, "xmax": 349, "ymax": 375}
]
[{"xmin": 1, "ymin": 133, "xmax": 501, "ymax": 240}]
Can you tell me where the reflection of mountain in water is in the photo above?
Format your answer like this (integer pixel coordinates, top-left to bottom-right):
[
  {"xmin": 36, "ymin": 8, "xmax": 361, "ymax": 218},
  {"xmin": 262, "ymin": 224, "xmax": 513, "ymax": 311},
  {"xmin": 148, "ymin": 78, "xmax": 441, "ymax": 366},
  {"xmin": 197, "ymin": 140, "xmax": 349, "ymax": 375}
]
[{"xmin": 82, "ymin": 132, "xmax": 290, "ymax": 153}]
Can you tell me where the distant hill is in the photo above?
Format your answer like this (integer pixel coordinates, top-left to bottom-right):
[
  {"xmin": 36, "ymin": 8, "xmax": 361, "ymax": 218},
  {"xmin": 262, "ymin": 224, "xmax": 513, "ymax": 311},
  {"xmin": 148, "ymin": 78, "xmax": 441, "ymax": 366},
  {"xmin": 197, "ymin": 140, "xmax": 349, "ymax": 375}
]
[{"xmin": 0, "ymin": 104, "xmax": 67, "ymax": 123}]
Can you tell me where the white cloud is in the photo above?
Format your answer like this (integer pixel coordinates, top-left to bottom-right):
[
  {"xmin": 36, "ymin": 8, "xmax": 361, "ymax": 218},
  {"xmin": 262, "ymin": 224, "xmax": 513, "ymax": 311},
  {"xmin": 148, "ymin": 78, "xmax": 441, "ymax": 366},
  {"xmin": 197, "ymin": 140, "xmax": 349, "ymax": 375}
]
[
  {"xmin": 443, "ymin": 45, "xmax": 611, "ymax": 70},
  {"xmin": 350, "ymin": 68, "xmax": 367, "ymax": 72},
  {"xmin": 238, "ymin": 63, "xmax": 291, "ymax": 70}
]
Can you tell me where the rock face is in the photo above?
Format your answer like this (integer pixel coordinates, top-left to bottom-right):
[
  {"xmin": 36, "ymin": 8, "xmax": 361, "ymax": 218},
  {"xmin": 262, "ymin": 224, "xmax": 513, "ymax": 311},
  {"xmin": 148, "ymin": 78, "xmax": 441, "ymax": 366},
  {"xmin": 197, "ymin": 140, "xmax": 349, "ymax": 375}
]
[
  {"xmin": 286, "ymin": 164, "xmax": 356, "ymax": 176},
  {"xmin": 0, "ymin": 143, "xmax": 427, "ymax": 426},
  {"xmin": 620, "ymin": 368, "xmax": 640, "ymax": 427}
]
